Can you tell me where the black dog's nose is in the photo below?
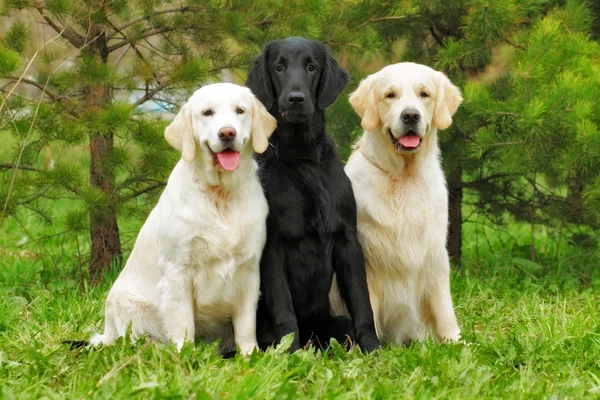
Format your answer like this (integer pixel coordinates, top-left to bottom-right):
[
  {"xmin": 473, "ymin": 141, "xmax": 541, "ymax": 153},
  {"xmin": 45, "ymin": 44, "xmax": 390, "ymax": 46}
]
[
  {"xmin": 218, "ymin": 127, "xmax": 237, "ymax": 142},
  {"xmin": 287, "ymin": 91, "xmax": 305, "ymax": 105},
  {"xmin": 401, "ymin": 108, "xmax": 420, "ymax": 124}
]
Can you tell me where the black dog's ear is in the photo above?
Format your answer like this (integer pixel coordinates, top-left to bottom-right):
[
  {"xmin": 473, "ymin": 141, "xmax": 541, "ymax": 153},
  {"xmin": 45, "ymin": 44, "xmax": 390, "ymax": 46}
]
[
  {"xmin": 246, "ymin": 44, "xmax": 275, "ymax": 110},
  {"xmin": 317, "ymin": 53, "xmax": 349, "ymax": 110}
]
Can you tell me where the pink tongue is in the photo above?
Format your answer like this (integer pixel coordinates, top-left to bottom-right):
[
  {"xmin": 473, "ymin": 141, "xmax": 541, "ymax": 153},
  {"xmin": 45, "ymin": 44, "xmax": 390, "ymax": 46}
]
[
  {"xmin": 216, "ymin": 151, "xmax": 240, "ymax": 172},
  {"xmin": 399, "ymin": 135, "xmax": 421, "ymax": 148}
]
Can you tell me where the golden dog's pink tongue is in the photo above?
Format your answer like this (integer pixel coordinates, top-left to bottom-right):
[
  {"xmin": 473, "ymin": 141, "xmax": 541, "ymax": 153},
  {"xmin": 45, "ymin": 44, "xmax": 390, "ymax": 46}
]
[
  {"xmin": 399, "ymin": 135, "xmax": 421, "ymax": 148},
  {"xmin": 216, "ymin": 150, "xmax": 240, "ymax": 171}
]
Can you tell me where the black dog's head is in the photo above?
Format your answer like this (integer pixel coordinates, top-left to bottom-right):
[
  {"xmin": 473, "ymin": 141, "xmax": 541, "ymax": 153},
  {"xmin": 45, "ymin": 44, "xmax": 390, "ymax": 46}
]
[{"xmin": 246, "ymin": 37, "xmax": 349, "ymax": 123}]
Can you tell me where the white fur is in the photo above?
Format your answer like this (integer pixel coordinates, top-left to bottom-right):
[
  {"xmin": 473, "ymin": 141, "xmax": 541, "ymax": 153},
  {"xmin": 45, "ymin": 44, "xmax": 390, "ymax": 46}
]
[
  {"xmin": 330, "ymin": 63, "xmax": 463, "ymax": 344},
  {"xmin": 90, "ymin": 83, "xmax": 277, "ymax": 355}
]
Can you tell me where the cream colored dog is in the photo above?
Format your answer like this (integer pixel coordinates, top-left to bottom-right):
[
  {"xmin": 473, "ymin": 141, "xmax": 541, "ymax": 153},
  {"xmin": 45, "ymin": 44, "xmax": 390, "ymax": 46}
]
[
  {"xmin": 330, "ymin": 62, "xmax": 463, "ymax": 345},
  {"xmin": 90, "ymin": 83, "xmax": 276, "ymax": 355}
]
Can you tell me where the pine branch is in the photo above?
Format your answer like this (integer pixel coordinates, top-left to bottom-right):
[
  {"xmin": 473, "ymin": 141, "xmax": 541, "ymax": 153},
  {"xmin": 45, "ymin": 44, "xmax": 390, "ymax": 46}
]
[
  {"xmin": 5, "ymin": 77, "xmax": 66, "ymax": 102},
  {"xmin": 107, "ymin": 26, "xmax": 180, "ymax": 52},
  {"xmin": 357, "ymin": 15, "xmax": 408, "ymax": 30},
  {"xmin": 35, "ymin": 7, "xmax": 85, "ymax": 48},
  {"xmin": 429, "ymin": 26, "xmax": 444, "ymax": 46},
  {"xmin": 109, "ymin": 6, "xmax": 218, "ymax": 38},
  {"xmin": 105, "ymin": 17, "xmax": 163, "ymax": 85},
  {"xmin": 120, "ymin": 182, "xmax": 166, "ymax": 202},
  {"xmin": 131, "ymin": 59, "xmax": 250, "ymax": 107},
  {"xmin": 107, "ymin": 17, "xmax": 272, "ymax": 53},
  {"xmin": 0, "ymin": 163, "xmax": 41, "ymax": 172}
]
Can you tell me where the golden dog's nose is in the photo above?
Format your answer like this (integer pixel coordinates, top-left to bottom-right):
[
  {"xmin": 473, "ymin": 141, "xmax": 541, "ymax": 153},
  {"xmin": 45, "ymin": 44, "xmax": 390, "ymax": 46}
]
[
  {"xmin": 218, "ymin": 127, "xmax": 237, "ymax": 142},
  {"xmin": 401, "ymin": 108, "xmax": 420, "ymax": 124}
]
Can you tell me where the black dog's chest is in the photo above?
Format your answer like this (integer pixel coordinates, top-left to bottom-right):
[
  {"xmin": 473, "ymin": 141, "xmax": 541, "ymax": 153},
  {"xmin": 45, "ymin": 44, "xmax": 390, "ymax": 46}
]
[{"xmin": 261, "ymin": 159, "xmax": 339, "ymax": 240}]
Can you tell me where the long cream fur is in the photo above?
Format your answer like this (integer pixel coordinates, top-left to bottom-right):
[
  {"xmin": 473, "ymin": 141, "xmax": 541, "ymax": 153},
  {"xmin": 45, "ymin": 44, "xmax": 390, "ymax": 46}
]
[
  {"xmin": 90, "ymin": 83, "xmax": 276, "ymax": 354},
  {"xmin": 330, "ymin": 63, "xmax": 463, "ymax": 344}
]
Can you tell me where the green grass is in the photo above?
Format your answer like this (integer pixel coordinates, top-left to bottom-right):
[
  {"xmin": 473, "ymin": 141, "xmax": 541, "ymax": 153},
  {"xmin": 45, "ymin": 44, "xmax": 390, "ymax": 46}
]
[
  {"xmin": 2, "ymin": 166, "xmax": 600, "ymax": 398},
  {"xmin": 2, "ymin": 222, "xmax": 600, "ymax": 398}
]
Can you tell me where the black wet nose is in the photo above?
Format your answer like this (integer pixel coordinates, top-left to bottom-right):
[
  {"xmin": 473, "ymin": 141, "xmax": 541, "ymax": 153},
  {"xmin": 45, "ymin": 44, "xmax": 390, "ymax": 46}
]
[
  {"xmin": 401, "ymin": 108, "xmax": 421, "ymax": 124},
  {"xmin": 218, "ymin": 127, "xmax": 236, "ymax": 142},
  {"xmin": 287, "ymin": 91, "xmax": 305, "ymax": 105}
]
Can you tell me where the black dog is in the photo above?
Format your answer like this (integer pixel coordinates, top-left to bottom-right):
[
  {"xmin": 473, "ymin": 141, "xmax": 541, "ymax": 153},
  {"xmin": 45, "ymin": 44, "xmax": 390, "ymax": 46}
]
[{"xmin": 247, "ymin": 37, "xmax": 379, "ymax": 353}]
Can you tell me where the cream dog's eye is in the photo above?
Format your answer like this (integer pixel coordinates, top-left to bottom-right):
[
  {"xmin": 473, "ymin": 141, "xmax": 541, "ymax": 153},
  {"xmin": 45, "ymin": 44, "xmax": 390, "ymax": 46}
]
[
  {"xmin": 236, "ymin": 107, "xmax": 245, "ymax": 115},
  {"xmin": 386, "ymin": 92, "xmax": 395, "ymax": 99},
  {"xmin": 202, "ymin": 109, "xmax": 214, "ymax": 116},
  {"xmin": 420, "ymin": 91, "xmax": 429, "ymax": 98}
]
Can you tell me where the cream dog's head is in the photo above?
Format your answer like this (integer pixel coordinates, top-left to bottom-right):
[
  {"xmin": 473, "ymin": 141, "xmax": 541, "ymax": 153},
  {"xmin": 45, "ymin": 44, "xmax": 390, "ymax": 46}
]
[
  {"xmin": 350, "ymin": 62, "xmax": 462, "ymax": 154},
  {"xmin": 165, "ymin": 83, "xmax": 276, "ymax": 171}
]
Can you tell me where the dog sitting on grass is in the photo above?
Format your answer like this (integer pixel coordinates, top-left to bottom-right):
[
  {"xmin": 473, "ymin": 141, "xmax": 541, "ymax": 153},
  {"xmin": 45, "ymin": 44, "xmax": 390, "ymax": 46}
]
[{"xmin": 87, "ymin": 83, "xmax": 276, "ymax": 355}]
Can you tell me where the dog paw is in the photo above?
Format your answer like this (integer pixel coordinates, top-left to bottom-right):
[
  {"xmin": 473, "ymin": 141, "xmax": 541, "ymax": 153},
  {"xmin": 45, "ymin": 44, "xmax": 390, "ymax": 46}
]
[
  {"xmin": 239, "ymin": 343, "xmax": 258, "ymax": 356},
  {"xmin": 440, "ymin": 329, "xmax": 462, "ymax": 343},
  {"xmin": 359, "ymin": 334, "xmax": 381, "ymax": 353}
]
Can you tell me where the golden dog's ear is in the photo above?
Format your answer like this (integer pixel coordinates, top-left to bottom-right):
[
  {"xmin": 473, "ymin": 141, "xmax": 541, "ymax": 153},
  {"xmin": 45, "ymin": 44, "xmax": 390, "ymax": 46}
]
[
  {"xmin": 165, "ymin": 103, "xmax": 196, "ymax": 163},
  {"xmin": 349, "ymin": 75, "xmax": 380, "ymax": 132},
  {"xmin": 433, "ymin": 72, "xmax": 463, "ymax": 130},
  {"xmin": 251, "ymin": 97, "xmax": 277, "ymax": 154}
]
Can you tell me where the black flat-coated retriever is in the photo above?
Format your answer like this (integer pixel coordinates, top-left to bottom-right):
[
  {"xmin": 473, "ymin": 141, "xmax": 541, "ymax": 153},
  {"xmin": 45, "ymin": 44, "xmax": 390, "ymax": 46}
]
[{"xmin": 247, "ymin": 37, "xmax": 379, "ymax": 353}]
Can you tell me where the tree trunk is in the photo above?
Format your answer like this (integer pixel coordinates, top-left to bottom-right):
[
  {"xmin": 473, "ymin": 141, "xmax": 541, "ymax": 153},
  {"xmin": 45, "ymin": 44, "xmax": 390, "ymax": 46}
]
[
  {"xmin": 89, "ymin": 132, "xmax": 122, "ymax": 282},
  {"xmin": 87, "ymin": 29, "xmax": 122, "ymax": 282},
  {"xmin": 447, "ymin": 167, "xmax": 462, "ymax": 266}
]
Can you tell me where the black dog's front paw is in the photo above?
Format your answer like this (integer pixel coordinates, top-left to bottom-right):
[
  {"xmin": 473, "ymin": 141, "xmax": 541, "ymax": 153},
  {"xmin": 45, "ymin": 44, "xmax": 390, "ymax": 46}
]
[{"xmin": 358, "ymin": 334, "xmax": 380, "ymax": 353}]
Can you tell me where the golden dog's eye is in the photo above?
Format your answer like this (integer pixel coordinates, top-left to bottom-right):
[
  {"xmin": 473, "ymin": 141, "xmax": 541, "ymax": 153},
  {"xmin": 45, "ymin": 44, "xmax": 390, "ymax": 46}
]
[
  {"xmin": 202, "ymin": 109, "xmax": 213, "ymax": 116},
  {"xmin": 386, "ymin": 92, "xmax": 395, "ymax": 99},
  {"xmin": 421, "ymin": 91, "xmax": 429, "ymax": 98},
  {"xmin": 236, "ymin": 107, "xmax": 245, "ymax": 115},
  {"xmin": 276, "ymin": 64, "xmax": 285, "ymax": 72},
  {"xmin": 307, "ymin": 64, "xmax": 316, "ymax": 72}
]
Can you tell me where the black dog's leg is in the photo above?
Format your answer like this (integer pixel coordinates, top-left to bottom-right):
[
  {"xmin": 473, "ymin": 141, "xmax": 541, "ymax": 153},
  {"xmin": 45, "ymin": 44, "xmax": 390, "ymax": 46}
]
[
  {"xmin": 258, "ymin": 241, "xmax": 301, "ymax": 352},
  {"xmin": 308, "ymin": 316, "xmax": 354, "ymax": 350},
  {"xmin": 333, "ymin": 232, "xmax": 380, "ymax": 353}
]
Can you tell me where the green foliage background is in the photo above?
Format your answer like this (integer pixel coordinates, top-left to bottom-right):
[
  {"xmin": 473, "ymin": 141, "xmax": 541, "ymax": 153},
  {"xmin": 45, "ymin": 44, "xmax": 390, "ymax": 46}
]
[{"xmin": 0, "ymin": 0, "xmax": 598, "ymax": 279}]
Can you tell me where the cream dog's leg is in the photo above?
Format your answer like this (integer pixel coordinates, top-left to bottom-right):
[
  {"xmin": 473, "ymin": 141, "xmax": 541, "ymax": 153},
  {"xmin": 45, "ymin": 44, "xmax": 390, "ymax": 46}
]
[
  {"xmin": 160, "ymin": 267, "xmax": 195, "ymax": 350},
  {"xmin": 231, "ymin": 259, "xmax": 260, "ymax": 355},
  {"xmin": 424, "ymin": 251, "xmax": 461, "ymax": 342}
]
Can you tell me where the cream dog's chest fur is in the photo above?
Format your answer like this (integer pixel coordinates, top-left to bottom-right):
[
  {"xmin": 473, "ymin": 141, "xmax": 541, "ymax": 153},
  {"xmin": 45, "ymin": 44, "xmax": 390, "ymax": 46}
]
[
  {"xmin": 343, "ymin": 148, "xmax": 451, "ymax": 343},
  {"xmin": 157, "ymin": 168, "xmax": 267, "ymax": 328},
  {"xmin": 350, "ymin": 152, "xmax": 447, "ymax": 273}
]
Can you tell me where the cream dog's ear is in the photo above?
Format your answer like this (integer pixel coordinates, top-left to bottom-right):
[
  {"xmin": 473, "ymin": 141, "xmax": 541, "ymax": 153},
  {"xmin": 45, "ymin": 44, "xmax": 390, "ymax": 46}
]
[
  {"xmin": 251, "ymin": 97, "xmax": 277, "ymax": 154},
  {"xmin": 349, "ymin": 75, "xmax": 380, "ymax": 132},
  {"xmin": 433, "ymin": 71, "xmax": 463, "ymax": 130},
  {"xmin": 165, "ymin": 103, "xmax": 196, "ymax": 162}
]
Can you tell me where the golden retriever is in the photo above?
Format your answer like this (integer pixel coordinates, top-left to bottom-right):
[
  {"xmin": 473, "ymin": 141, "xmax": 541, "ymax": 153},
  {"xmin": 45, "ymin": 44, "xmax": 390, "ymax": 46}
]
[
  {"xmin": 330, "ymin": 62, "xmax": 463, "ymax": 344},
  {"xmin": 90, "ymin": 83, "xmax": 276, "ymax": 355}
]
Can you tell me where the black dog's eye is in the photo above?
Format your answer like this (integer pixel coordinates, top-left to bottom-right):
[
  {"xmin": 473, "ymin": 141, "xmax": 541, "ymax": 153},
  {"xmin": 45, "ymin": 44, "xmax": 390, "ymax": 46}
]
[
  {"xmin": 202, "ymin": 109, "xmax": 213, "ymax": 116},
  {"xmin": 386, "ymin": 92, "xmax": 395, "ymax": 99},
  {"xmin": 236, "ymin": 107, "xmax": 245, "ymax": 115},
  {"xmin": 421, "ymin": 91, "xmax": 429, "ymax": 98},
  {"xmin": 276, "ymin": 64, "xmax": 285, "ymax": 72},
  {"xmin": 307, "ymin": 64, "xmax": 316, "ymax": 72}
]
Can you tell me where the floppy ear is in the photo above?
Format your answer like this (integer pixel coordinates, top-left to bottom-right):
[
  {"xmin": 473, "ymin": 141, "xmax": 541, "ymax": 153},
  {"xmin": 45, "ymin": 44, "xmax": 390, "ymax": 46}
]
[
  {"xmin": 317, "ymin": 53, "xmax": 349, "ymax": 109},
  {"xmin": 349, "ymin": 75, "xmax": 380, "ymax": 132},
  {"xmin": 433, "ymin": 71, "xmax": 463, "ymax": 130},
  {"xmin": 246, "ymin": 43, "xmax": 275, "ymax": 110},
  {"xmin": 165, "ymin": 103, "xmax": 196, "ymax": 163},
  {"xmin": 251, "ymin": 97, "xmax": 277, "ymax": 154}
]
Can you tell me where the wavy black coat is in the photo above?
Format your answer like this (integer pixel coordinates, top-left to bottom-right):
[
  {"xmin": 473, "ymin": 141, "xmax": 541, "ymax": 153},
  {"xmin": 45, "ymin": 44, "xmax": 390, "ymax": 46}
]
[{"xmin": 246, "ymin": 37, "xmax": 379, "ymax": 352}]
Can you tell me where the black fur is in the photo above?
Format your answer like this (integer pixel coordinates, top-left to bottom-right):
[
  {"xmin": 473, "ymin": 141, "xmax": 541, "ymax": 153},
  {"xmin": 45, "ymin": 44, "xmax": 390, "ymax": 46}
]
[{"xmin": 247, "ymin": 37, "xmax": 380, "ymax": 353}]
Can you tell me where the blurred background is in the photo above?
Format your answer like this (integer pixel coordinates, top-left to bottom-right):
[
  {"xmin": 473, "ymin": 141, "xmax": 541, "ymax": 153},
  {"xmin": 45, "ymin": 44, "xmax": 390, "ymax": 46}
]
[{"xmin": 1, "ymin": 0, "xmax": 599, "ymax": 287}]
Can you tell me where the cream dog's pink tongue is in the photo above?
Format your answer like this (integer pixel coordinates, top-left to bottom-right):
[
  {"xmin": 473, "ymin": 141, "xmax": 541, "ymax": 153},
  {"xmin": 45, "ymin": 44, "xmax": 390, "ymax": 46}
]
[
  {"xmin": 399, "ymin": 135, "xmax": 421, "ymax": 148},
  {"xmin": 216, "ymin": 151, "xmax": 240, "ymax": 171}
]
